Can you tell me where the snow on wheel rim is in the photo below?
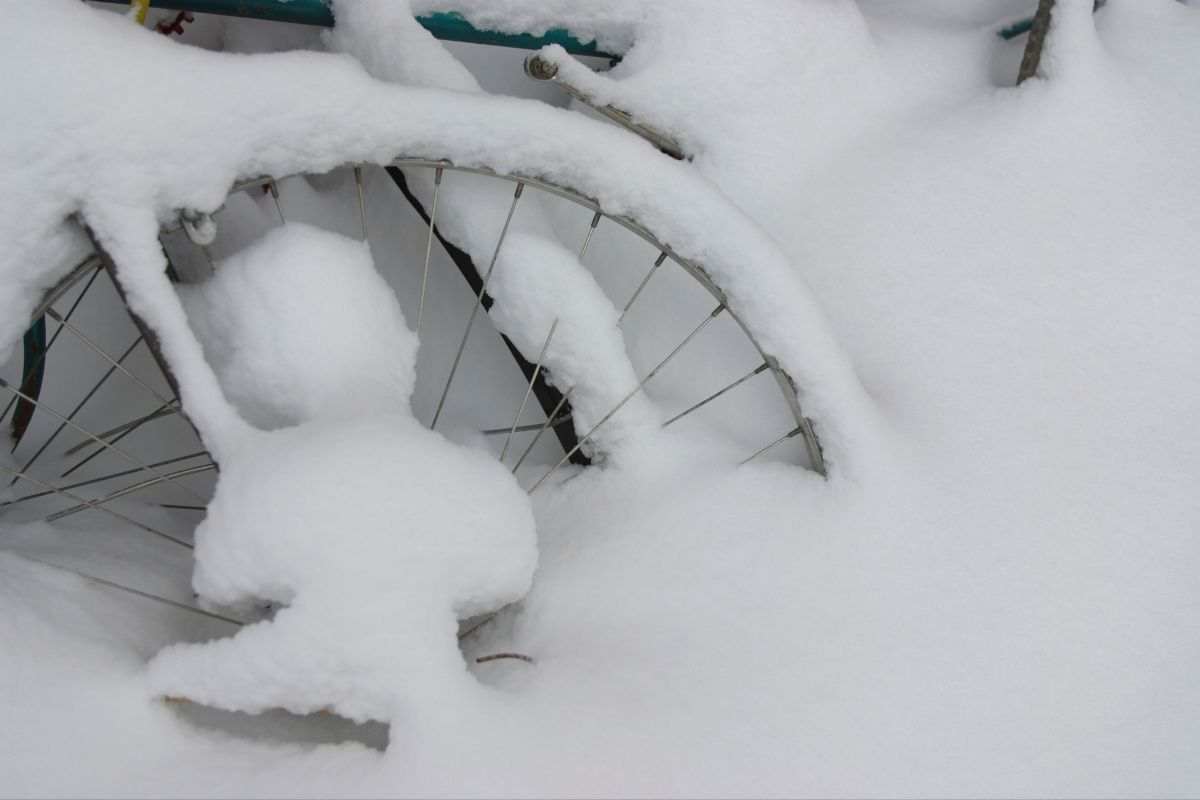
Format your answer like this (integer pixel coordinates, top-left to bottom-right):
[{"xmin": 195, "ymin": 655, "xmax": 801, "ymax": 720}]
[
  {"xmin": 3, "ymin": 3, "xmax": 877, "ymax": 489},
  {"xmin": 218, "ymin": 158, "xmax": 826, "ymax": 476}
]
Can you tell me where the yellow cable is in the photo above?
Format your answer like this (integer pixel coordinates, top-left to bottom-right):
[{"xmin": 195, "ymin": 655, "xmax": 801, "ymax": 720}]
[{"xmin": 130, "ymin": 0, "xmax": 150, "ymax": 25}]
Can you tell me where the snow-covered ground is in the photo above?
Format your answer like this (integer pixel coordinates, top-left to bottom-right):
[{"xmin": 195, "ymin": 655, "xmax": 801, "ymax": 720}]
[{"xmin": 2, "ymin": 0, "xmax": 1199, "ymax": 796}]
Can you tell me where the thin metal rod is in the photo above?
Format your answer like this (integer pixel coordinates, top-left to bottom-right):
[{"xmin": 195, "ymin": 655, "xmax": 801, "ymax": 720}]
[
  {"xmin": 739, "ymin": 427, "xmax": 802, "ymax": 466},
  {"xmin": 475, "ymin": 652, "xmax": 534, "ymax": 665},
  {"xmin": 457, "ymin": 613, "xmax": 497, "ymax": 641},
  {"xmin": 0, "ymin": 381, "xmax": 206, "ymax": 504},
  {"xmin": 91, "ymin": 261, "xmax": 180, "ymax": 400},
  {"xmin": 2, "ymin": 451, "xmax": 210, "ymax": 508},
  {"xmin": 158, "ymin": 504, "xmax": 208, "ymax": 512},
  {"xmin": 29, "ymin": 256, "xmax": 103, "ymax": 321},
  {"xmin": 430, "ymin": 182, "xmax": 524, "ymax": 430},
  {"xmin": 102, "ymin": 263, "xmax": 193, "ymax": 446},
  {"xmin": 11, "ymin": 553, "xmax": 240, "ymax": 626},
  {"xmin": 416, "ymin": 167, "xmax": 443, "ymax": 336},
  {"xmin": 45, "ymin": 464, "xmax": 215, "ymax": 524},
  {"xmin": 0, "ymin": 463, "xmax": 191, "ymax": 550},
  {"xmin": 43, "ymin": 309, "xmax": 177, "ymax": 409},
  {"xmin": 268, "ymin": 179, "xmax": 286, "ymax": 225},
  {"xmin": 662, "ymin": 363, "xmax": 769, "ymax": 428},
  {"xmin": 353, "ymin": 166, "xmax": 368, "ymax": 241},
  {"xmin": 481, "ymin": 415, "xmax": 571, "ymax": 437},
  {"xmin": 60, "ymin": 403, "xmax": 179, "ymax": 479},
  {"xmin": 512, "ymin": 388, "xmax": 574, "ymax": 473},
  {"xmin": 530, "ymin": 304, "xmax": 725, "ymax": 493},
  {"xmin": 525, "ymin": 53, "xmax": 686, "ymax": 160},
  {"xmin": 1, "ymin": 264, "xmax": 104, "ymax": 425},
  {"xmin": 10, "ymin": 335, "xmax": 143, "ymax": 488},
  {"xmin": 619, "ymin": 251, "xmax": 669, "ymax": 322},
  {"xmin": 63, "ymin": 403, "xmax": 177, "ymax": 458},
  {"xmin": 500, "ymin": 319, "xmax": 558, "ymax": 463},
  {"xmin": 579, "ymin": 211, "xmax": 602, "ymax": 261}
]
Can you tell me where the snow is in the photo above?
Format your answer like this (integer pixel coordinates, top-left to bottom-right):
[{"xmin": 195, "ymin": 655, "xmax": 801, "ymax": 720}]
[
  {"xmin": 149, "ymin": 410, "xmax": 537, "ymax": 726},
  {"xmin": 3, "ymin": 0, "xmax": 1200, "ymax": 796},
  {"xmin": 487, "ymin": 232, "xmax": 659, "ymax": 455},
  {"xmin": 179, "ymin": 223, "xmax": 417, "ymax": 429},
  {"xmin": 323, "ymin": 0, "xmax": 656, "ymax": 460},
  {"xmin": 158, "ymin": 218, "xmax": 537, "ymax": 725},
  {"xmin": 324, "ymin": 0, "xmax": 480, "ymax": 92},
  {"xmin": 0, "ymin": 0, "xmax": 870, "ymax": 471}
]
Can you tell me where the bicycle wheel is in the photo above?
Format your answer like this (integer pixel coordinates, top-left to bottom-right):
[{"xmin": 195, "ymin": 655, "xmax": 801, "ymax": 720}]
[
  {"xmin": 2, "ymin": 5, "xmax": 875, "ymax": 725},
  {"xmin": 1, "ymin": 147, "xmax": 839, "ymax": 619},
  {"xmin": 6, "ymin": 154, "xmax": 824, "ymax": 493}
]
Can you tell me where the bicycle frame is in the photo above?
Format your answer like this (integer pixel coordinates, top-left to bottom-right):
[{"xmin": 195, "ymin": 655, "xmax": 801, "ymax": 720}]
[
  {"xmin": 91, "ymin": 0, "xmax": 620, "ymax": 59},
  {"xmin": 92, "ymin": 0, "xmax": 1075, "ymax": 50},
  {"xmin": 14, "ymin": 0, "xmax": 622, "ymax": 443}
]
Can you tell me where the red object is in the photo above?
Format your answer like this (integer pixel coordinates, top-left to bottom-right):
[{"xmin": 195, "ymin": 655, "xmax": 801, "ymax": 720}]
[{"xmin": 155, "ymin": 11, "xmax": 195, "ymax": 36}]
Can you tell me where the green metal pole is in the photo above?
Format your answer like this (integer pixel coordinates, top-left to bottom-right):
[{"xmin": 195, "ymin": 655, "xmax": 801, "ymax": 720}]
[
  {"xmin": 418, "ymin": 11, "xmax": 615, "ymax": 60},
  {"xmin": 10, "ymin": 318, "xmax": 47, "ymax": 445},
  {"xmin": 92, "ymin": 0, "xmax": 618, "ymax": 59}
]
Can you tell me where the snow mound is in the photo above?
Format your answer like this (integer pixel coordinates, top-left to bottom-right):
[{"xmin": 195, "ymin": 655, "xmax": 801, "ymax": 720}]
[
  {"xmin": 179, "ymin": 223, "xmax": 416, "ymax": 430},
  {"xmin": 155, "ymin": 223, "xmax": 537, "ymax": 724},
  {"xmin": 149, "ymin": 412, "xmax": 537, "ymax": 724},
  {"xmin": 487, "ymin": 232, "xmax": 658, "ymax": 454}
]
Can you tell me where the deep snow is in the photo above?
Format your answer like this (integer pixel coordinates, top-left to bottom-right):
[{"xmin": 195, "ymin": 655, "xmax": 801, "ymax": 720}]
[{"xmin": 2, "ymin": 0, "xmax": 1199, "ymax": 796}]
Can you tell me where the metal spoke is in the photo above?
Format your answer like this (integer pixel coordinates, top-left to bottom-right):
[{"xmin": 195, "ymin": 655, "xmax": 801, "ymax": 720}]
[
  {"xmin": 512, "ymin": 387, "xmax": 574, "ymax": 473},
  {"xmin": 619, "ymin": 251, "xmax": 668, "ymax": 322},
  {"xmin": 8, "ymin": 553, "xmax": 240, "ymax": 626},
  {"xmin": 430, "ymin": 181, "xmax": 525, "ymax": 430},
  {"xmin": 579, "ymin": 211, "xmax": 602, "ymax": 261},
  {"xmin": 1, "ymin": 262, "xmax": 104, "ymax": 426},
  {"xmin": 415, "ymin": 166, "xmax": 443, "ymax": 336},
  {"xmin": 739, "ymin": 427, "xmax": 802, "ymax": 466},
  {"xmin": 0, "ymin": 381, "xmax": 206, "ymax": 503},
  {"xmin": 354, "ymin": 166, "xmax": 368, "ymax": 241},
  {"xmin": 268, "ymin": 179, "xmax": 286, "ymax": 225},
  {"xmin": 100, "ymin": 258, "xmax": 192, "ymax": 429},
  {"xmin": 63, "ymin": 402, "xmax": 177, "ymax": 459},
  {"xmin": 481, "ymin": 415, "xmax": 571, "ymax": 437},
  {"xmin": 2, "ymin": 451, "xmax": 210, "ymax": 509},
  {"xmin": 10, "ymin": 335, "xmax": 143, "ymax": 486},
  {"xmin": 60, "ymin": 403, "xmax": 178, "ymax": 479},
  {"xmin": 29, "ymin": 255, "xmax": 103, "ymax": 321},
  {"xmin": 662, "ymin": 363, "xmax": 769, "ymax": 428},
  {"xmin": 457, "ymin": 613, "xmax": 497, "ymax": 641},
  {"xmin": 45, "ymin": 464, "xmax": 215, "ymax": 524},
  {"xmin": 231, "ymin": 176, "xmax": 273, "ymax": 195},
  {"xmin": 0, "ymin": 463, "xmax": 191, "ymax": 550},
  {"xmin": 500, "ymin": 319, "xmax": 558, "ymax": 464},
  {"xmin": 43, "ymin": 308, "xmax": 177, "ymax": 409},
  {"xmin": 475, "ymin": 652, "xmax": 534, "ymax": 665},
  {"xmin": 530, "ymin": 304, "xmax": 725, "ymax": 494}
]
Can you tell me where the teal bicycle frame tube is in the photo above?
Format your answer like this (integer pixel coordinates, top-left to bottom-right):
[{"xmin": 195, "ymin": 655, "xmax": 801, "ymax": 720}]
[
  {"xmin": 998, "ymin": 17, "xmax": 1035, "ymax": 40},
  {"xmin": 11, "ymin": 317, "xmax": 47, "ymax": 444},
  {"xmin": 92, "ymin": 0, "xmax": 619, "ymax": 59}
]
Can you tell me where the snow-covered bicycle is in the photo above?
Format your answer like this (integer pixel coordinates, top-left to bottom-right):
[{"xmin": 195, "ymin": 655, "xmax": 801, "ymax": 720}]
[{"xmin": 0, "ymin": 0, "xmax": 869, "ymax": 725}]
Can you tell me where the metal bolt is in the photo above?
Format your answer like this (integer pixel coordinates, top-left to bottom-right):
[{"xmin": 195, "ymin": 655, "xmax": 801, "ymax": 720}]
[{"xmin": 524, "ymin": 53, "xmax": 559, "ymax": 82}]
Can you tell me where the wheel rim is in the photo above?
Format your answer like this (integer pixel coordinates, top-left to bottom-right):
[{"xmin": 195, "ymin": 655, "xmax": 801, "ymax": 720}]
[
  {"xmin": 207, "ymin": 158, "xmax": 825, "ymax": 475},
  {"xmin": 1, "ymin": 156, "xmax": 824, "ymax": 622}
]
